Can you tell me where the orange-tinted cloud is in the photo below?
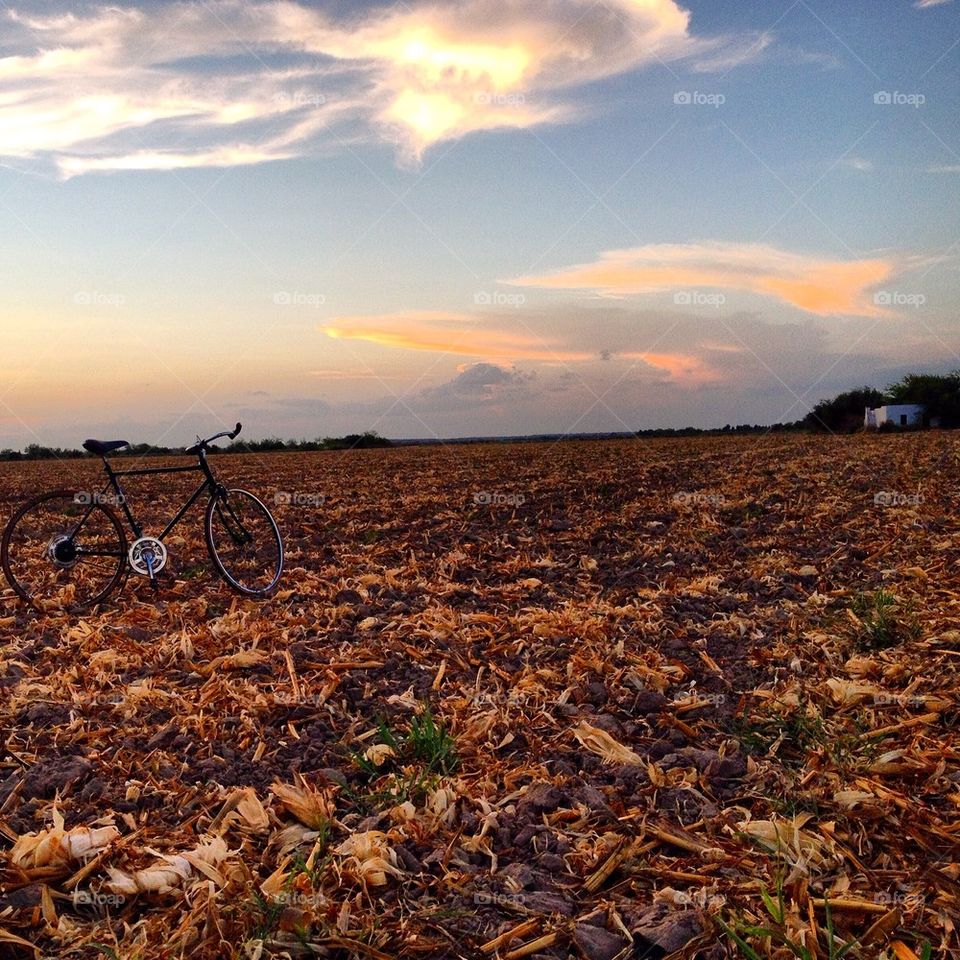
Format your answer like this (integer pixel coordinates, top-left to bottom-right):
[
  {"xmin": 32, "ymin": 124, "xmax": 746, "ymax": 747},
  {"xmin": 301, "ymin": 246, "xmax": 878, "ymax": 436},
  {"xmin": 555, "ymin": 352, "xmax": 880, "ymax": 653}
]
[
  {"xmin": 323, "ymin": 311, "xmax": 594, "ymax": 362},
  {"xmin": 322, "ymin": 311, "xmax": 726, "ymax": 385},
  {"xmin": 511, "ymin": 242, "xmax": 899, "ymax": 317},
  {"xmin": 622, "ymin": 351, "xmax": 723, "ymax": 383}
]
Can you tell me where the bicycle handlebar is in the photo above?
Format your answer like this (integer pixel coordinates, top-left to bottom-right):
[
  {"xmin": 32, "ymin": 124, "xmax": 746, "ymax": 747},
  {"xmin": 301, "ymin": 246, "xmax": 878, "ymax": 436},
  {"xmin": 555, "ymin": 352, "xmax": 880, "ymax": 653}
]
[{"xmin": 186, "ymin": 422, "xmax": 242, "ymax": 454}]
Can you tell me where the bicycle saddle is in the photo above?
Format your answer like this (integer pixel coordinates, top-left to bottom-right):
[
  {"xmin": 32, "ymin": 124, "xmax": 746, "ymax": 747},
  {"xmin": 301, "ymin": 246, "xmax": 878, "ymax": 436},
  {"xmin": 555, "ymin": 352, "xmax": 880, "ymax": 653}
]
[{"xmin": 82, "ymin": 439, "xmax": 129, "ymax": 456}]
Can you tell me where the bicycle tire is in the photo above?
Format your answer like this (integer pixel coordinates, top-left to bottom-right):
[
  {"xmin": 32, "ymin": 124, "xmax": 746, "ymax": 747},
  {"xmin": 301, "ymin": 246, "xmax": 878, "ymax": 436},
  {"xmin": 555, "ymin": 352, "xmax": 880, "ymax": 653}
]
[
  {"xmin": 1, "ymin": 489, "xmax": 128, "ymax": 613},
  {"xmin": 205, "ymin": 488, "xmax": 283, "ymax": 596}
]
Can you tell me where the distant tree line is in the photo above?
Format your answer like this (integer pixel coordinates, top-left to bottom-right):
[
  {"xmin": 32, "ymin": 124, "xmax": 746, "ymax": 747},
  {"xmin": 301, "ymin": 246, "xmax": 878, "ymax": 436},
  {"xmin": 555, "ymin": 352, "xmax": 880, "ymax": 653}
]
[
  {"xmin": 4, "ymin": 373, "xmax": 957, "ymax": 460},
  {"xmin": 634, "ymin": 422, "xmax": 805, "ymax": 438},
  {"xmin": 221, "ymin": 431, "xmax": 393, "ymax": 453},
  {"xmin": 0, "ymin": 431, "xmax": 392, "ymax": 461},
  {"xmin": 804, "ymin": 372, "xmax": 960, "ymax": 432}
]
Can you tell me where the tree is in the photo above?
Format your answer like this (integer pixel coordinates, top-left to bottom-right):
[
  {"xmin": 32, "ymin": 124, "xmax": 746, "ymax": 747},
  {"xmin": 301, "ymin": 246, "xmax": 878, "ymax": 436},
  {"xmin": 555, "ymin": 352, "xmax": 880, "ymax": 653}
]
[
  {"xmin": 886, "ymin": 372, "xmax": 960, "ymax": 427},
  {"xmin": 804, "ymin": 386, "xmax": 888, "ymax": 433},
  {"xmin": 319, "ymin": 431, "xmax": 392, "ymax": 450}
]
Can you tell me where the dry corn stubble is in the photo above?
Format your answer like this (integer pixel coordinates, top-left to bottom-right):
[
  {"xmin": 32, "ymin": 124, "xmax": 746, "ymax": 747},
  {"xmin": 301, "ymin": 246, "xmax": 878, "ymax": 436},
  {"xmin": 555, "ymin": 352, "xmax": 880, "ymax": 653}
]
[{"xmin": 0, "ymin": 434, "xmax": 957, "ymax": 958}]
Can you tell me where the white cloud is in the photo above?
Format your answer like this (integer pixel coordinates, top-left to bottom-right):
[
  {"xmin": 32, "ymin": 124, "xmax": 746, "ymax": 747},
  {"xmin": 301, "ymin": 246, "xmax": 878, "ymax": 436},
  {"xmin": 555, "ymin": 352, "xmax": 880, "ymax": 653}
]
[{"xmin": 0, "ymin": 0, "xmax": 770, "ymax": 175}]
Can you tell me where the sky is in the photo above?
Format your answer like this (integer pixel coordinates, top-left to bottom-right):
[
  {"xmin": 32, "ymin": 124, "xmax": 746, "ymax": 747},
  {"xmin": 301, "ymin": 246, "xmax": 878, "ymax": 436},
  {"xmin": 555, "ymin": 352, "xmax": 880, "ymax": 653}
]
[{"xmin": 0, "ymin": 0, "xmax": 958, "ymax": 447}]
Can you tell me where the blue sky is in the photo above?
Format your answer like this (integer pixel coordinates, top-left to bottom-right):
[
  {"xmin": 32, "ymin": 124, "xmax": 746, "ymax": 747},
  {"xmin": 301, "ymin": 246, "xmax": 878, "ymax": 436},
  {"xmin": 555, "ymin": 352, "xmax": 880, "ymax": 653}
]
[{"xmin": 0, "ymin": 0, "xmax": 957, "ymax": 446}]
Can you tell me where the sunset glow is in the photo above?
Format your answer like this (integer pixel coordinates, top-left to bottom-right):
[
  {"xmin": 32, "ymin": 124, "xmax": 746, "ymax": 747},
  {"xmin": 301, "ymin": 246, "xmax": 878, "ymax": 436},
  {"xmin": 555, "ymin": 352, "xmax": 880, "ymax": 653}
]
[{"xmin": 0, "ymin": 0, "xmax": 956, "ymax": 445}]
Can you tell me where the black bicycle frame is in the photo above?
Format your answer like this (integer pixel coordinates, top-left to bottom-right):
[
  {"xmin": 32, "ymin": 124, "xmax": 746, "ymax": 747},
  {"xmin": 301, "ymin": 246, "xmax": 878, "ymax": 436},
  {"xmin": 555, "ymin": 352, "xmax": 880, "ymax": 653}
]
[{"xmin": 97, "ymin": 450, "xmax": 224, "ymax": 542}]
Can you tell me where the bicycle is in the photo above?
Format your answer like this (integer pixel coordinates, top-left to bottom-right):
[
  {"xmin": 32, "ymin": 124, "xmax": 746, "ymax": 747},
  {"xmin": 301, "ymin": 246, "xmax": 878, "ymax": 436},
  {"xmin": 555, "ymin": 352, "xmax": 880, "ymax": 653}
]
[{"xmin": 1, "ymin": 422, "xmax": 284, "ymax": 614}]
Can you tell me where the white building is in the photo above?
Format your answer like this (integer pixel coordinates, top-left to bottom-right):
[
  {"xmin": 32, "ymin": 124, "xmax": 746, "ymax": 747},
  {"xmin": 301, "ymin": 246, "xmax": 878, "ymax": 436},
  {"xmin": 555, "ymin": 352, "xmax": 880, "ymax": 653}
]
[{"xmin": 864, "ymin": 403, "xmax": 926, "ymax": 429}]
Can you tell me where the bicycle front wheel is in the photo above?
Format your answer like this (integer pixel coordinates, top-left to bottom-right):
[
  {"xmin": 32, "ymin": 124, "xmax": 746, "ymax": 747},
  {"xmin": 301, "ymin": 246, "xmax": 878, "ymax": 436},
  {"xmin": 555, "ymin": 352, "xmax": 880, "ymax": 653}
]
[
  {"xmin": 205, "ymin": 488, "xmax": 283, "ymax": 596},
  {"xmin": 1, "ymin": 490, "xmax": 127, "ymax": 613}
]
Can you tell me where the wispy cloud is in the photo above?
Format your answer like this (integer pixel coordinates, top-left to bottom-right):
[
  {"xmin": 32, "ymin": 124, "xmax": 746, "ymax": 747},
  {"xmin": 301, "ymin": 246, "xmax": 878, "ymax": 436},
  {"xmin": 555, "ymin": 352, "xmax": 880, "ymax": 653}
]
[
  {"xmin": 308, "ymin": 369, "xmax": 404, "ymax": 382},
  {"xmin": 620, "ymin": 351, "xmax": 722, "ymax": 383},
  {"xmin": 914, "ymin": 0, "xmax": 952, "ymax": 9},
  {"xmin": 324, "ymin": 308, "xmax": 724, "ymax": 384},
  {"xmin": 510, "ymin": 241, "xmax": 905, "ymax": 317},
  {"xmin": 1, "ymin": 0, "xmax": 769, "ymax": 175},
  {"xmin": 323, "ymin": 310, "xmax": 594, "ymax": 362}
]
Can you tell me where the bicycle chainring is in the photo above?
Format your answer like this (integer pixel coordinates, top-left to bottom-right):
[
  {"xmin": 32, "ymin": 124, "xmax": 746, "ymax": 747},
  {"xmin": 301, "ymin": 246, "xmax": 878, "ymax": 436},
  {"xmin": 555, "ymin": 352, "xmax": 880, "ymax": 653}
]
[{"xmin": 128, "ymin": 537, "xmax": 168, "ymax": 576}]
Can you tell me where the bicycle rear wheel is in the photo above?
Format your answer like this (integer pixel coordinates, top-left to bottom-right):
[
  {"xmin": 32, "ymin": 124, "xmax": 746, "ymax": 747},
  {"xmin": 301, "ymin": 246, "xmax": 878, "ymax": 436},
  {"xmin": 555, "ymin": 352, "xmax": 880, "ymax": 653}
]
[
  {"xmin": 205, "ymin": 488, "xmax": 283, "ymax": 597},
  {"xmin": 1, "ymin": 490, "xmax": 127, "ymax": 613}
]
